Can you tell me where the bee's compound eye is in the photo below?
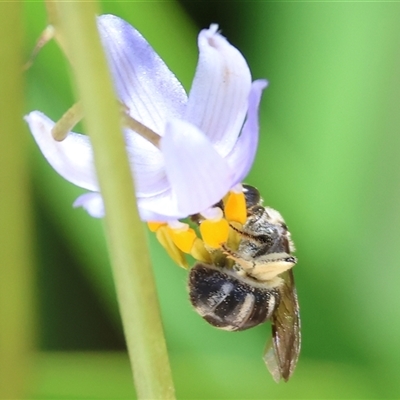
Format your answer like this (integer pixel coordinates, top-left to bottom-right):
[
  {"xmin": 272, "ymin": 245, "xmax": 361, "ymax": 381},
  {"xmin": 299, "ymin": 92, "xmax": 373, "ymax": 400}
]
[
  {"xmin": 189, "ymin": 263, "xmax": 280, "ymax": 331},
  {"xmin": 243, "ymin": 185, "xmax": 261, "ymax": 208}
]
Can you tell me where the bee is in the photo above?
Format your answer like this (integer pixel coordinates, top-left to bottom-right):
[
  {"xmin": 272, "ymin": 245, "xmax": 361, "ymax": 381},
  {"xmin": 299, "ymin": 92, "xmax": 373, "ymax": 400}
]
[{"xmin": 188, "ymin": 185, "xmax": 301, "ymax": 382}]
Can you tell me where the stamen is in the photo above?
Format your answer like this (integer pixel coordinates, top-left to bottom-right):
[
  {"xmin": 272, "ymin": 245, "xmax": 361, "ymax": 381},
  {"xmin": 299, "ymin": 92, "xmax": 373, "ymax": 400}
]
[
  {"xmin": 224, "ymin": 190, "xmax": 247, "ymax": 224},
  {"xmin": 51, "ymin": 101, "xmax": 84, "ymax": 141},
  {"xmin": 121, "ymin": 112, "xmax": 161, "ymax": 149},
  {"xmin": 201, "ymin": 207, "xmax": 223, "ymax": 221},
  {"xmin": 190, "ymin": 238, "xmax": 212, "ymax": 263},
  {"xmin": 50, "ymin": 98, "xmax": 162, "ymax": 146},
  {"xmin": 147, "ymin": 222, "xmax": 166, "ymax": 232},
  {"xmin": 23, "ymin": 25, "xmax": 55, "ymax": 70},
  {"xmin": 155, "ymin": 225, "xmax": 188, "ymax": 269},
  {"xmin": 167, "ymin": 225, "xmax": 197, "ymax": 254},
  {"xmin": 167, "ymin": 220, "xmax": 188, "ymax": 230},
  {"xmin": 200, "ymin": 217, "xmax": 230, "ymax": 249}
]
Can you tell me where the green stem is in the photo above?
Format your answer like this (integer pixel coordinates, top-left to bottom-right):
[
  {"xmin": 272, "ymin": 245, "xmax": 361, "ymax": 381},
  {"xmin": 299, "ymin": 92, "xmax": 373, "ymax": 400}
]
[
  {"xmin": 0, "ymin": 2, "xmax": 35, "ymax": 399},
  {"xmin": 53, "ymin": 3, "xmax": 175, "ymax": 399}
]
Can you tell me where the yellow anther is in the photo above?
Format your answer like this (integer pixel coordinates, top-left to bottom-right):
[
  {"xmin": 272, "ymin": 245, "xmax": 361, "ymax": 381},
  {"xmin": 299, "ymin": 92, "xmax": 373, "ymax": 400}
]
[
  {"xmin": 224, "ymin": 191, "xmax": 247, "ymax": 224},
  {"xmin": 155, "ymin": 225, "xmax": 188, "ymax": 269},
  {"xmin": 190, "ymin": 238, "xmax": 212, "ymax": 264},
  {"xmin": 168, "ymin": 226, "xmax": 197, "ymax": 254},
  {"xmin": 147, "ymin": 221, "xmax": 166, "ymax": 232},
  {"xmin": 200, "ymin": 218, "xmax": 230, "ymax": 249}
]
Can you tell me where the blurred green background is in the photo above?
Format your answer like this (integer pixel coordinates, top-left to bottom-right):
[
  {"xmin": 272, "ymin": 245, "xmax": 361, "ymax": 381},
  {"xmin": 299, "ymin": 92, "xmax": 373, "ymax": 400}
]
[{"xmin": 4, "ymin": 0, "xmax": 400, "ymax": 398}]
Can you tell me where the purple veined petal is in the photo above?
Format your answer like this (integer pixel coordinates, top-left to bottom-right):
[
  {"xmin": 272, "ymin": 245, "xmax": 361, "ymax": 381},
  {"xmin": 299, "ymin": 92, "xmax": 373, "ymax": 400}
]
[
  {"xmin": 124, "ymin": 130, "xmax": 170, "ymax": 197},
  {"xmin": 74, "ymin": 189, "xmax": 187, "ymax": 221},
  {"xmin": 97, "ymin": 14, "xmax": 187, "ymax": 134},
  {"xmin": 137, "ymin": 190, "xmax": 188, "ymax": 221},
  {"xmin": 138, "ymin": 206, "xmax": 183, "ymax": 222},
  {"xmin": 97, "ymin": 14, "xmax": 186, "ymax": 197},
  {"xmin": 25, "ymin": 111, "xmax": 99, "ymax": 192},
  {"xmin": 73, "ymin": 192, "xmax": 105, "ymax": 218},
  {"xmin": 225, "ymin": 79, "xmax": 268, "ymax": 185},
  {"xmin": 185, "ymin": 24, "xmax": 252, "ymax": 158},
  {"xmin": 160, "ymin": 118, "xmax": 233, "ymax": 216}
]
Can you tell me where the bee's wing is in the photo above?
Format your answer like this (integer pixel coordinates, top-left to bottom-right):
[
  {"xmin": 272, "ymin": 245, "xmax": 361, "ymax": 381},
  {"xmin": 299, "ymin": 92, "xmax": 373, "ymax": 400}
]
[{"xmin": 263, "ymin": 269, "xmax": 301, "ymax": 382}]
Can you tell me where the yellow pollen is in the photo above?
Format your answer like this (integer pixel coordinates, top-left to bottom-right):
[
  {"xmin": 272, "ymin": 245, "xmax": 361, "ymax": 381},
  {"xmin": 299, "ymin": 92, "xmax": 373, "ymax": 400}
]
[
  {"xmin": 200, "ymin": 218, "xmax": 230, "ymax": 249},
  {"xmin": 147, "ymin": 221, "xmax": 166, "ymax": 232},
  {"xmin": 168, "ymin": 226, "xmax": 197, "ymax": 254},
  {"xmin": 190, "ymin": 238, "xmax": 212, "ymax": 264},
  {"xmin": 224, "ymin": 191, "xmax": 247, "ymax": 224},
  {"xmin": 155, "ymin": 225, "xmax": 188, "ymax": 269}
]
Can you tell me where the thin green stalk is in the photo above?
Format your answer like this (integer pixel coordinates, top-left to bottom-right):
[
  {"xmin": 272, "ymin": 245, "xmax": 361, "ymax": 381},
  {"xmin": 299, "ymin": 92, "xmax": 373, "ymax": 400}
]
[
  {"xmin": 51, "ymin": 3, "xmax": 175, "ymax": 399},
  {"xmin": 0, "ymin": 2, "xmax": 35, "ymax": 399}
]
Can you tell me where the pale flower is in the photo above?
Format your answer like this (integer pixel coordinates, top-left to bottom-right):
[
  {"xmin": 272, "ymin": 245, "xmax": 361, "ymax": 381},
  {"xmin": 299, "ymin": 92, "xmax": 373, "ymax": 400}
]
[{"xmin": 25, "ymin": 14, "xmax": 267, "ymax": 222}]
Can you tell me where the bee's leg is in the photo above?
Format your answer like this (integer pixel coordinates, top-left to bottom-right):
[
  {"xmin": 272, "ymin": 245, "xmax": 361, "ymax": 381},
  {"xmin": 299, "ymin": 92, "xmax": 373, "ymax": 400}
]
[
  {"xmin": 221, "ymin": 244, "xmax": 256, "ymax": 272},
  {"xmin": 228, "ymin": 223, "xmax": 267, "ymax": 245},
  {"xmin": 222, "ymin": 244, "xmax": 297, "ymax": 281},
  {"xmin": 247, "ymin": 254, "xmax": 297, "ymax": 281}
]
